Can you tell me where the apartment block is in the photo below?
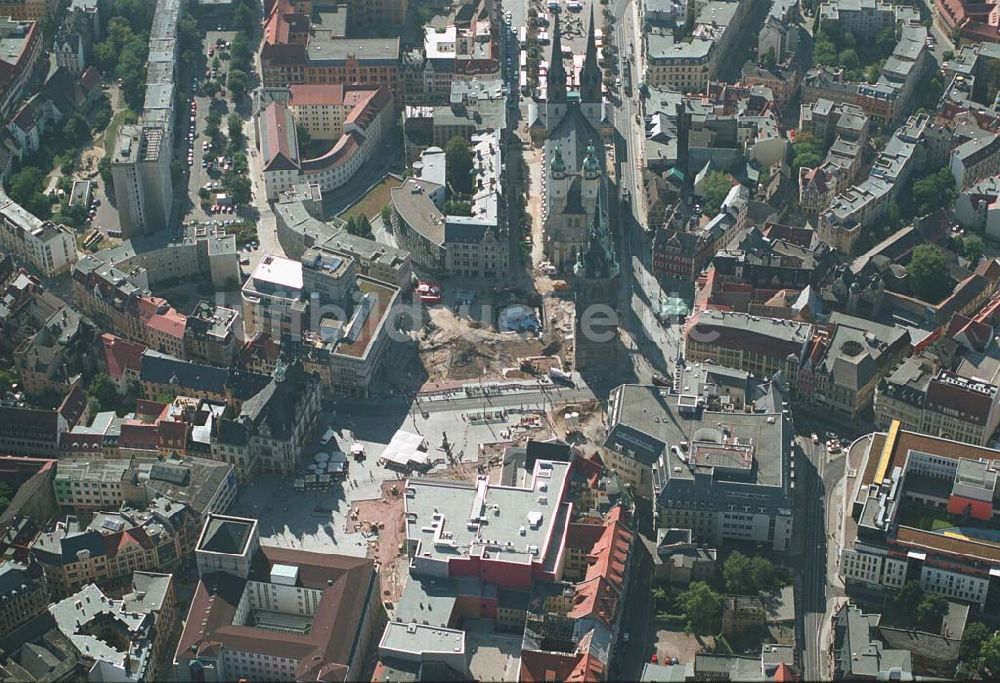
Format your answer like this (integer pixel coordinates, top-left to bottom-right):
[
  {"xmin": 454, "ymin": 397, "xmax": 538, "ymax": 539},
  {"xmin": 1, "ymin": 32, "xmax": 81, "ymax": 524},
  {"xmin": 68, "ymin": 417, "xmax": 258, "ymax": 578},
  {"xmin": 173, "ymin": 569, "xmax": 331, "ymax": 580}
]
[
  {"xmin": 0, "ymin": 190, "xmax": 76, "ymax": 277},
  {"xmin": 841, "ymin": 423, "xmax": 1000, "ymax": 609},
  {"xmin": 30, "ymin": 509, "xmax": 184, "ymax": 597},
  {"xmin": 684, "ymin": 309, "xmax": 812, "ymax": 383},
  {"xmin": 175, "ymin": 514, "xmax": 384, "ymax": 682},
  {"xmin": 0, "ymin": 561, "xmax": 48, "ymax": 635},
  {"xmin": 606, "ymin": 384, "xmax": 795, "ymax": 551}
]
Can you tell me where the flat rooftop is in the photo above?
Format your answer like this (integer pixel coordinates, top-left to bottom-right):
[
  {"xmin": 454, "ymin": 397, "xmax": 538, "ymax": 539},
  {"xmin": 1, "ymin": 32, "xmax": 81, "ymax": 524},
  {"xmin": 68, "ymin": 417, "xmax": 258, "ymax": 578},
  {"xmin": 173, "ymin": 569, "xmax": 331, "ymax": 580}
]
[
  {"xmin": 404, "ymin": 459, "xmax": 572, "ymax": 566},
  {"xmin": 250, "ymin": 254, "xmax": 304, "ymax": 292},
  {"xmin": 379, "ymin": 622, "xmax": 465, "ymax": 656},
  {"xmin": 606, "ymin": 384, "xmax": 788, "ymax": 491}
]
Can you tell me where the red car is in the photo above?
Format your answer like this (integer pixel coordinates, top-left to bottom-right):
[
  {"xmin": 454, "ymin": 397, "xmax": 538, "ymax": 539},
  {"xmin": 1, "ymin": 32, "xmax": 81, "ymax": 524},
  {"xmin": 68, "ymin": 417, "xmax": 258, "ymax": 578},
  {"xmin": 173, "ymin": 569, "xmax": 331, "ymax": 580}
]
[
  {"xmin": 651, "ymin": 654, "xmax": 658, "ymax": 664},
  {"xmin": 416, "ymin": 280, "xmax": 442, "ymax": 304}
]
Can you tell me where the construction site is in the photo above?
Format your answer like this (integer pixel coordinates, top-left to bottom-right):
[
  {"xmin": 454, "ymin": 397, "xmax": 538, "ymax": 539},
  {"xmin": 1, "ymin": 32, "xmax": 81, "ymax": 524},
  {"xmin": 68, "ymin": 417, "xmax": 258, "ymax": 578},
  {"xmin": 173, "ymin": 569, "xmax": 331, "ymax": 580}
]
[{"xmin": 416, "ymin": 287, "xmax": 578, "ymax": 384}]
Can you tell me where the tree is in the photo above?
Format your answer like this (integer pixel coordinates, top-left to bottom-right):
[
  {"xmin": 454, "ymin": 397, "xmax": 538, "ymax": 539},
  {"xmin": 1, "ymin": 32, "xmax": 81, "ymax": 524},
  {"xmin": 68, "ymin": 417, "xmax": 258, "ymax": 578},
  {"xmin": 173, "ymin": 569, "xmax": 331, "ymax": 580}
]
[
  {"xmin": 225, "ymin": 173, "xmax": 252, "ymax": 205},
  {"xmin": 380, "ymin": 204, "xmax": 393, "ymax": 227},
  {"xmin": 813, "ymin": 31, "xmax": 837, "ymax": 66},
  {"xmin": 962, "ymin": 234, "xmax": 985, "ymax": 263},
  {"xmin": 961, "ymin": 623, "xmax": 992, "ymax": 671},
  {"xmin": 62, "ymin": 115, "xmax": 89, "ymax": 144},
  {"xmin": 907, "ymin": 245, "xmax": 952, "ymax": 302},
  {"xmin": 296, "ymin": 124, "xmax": 313, "ymax": 148},
  {"xmin": 762, "ymin": 47, "xmax": 776, "ymax": 70},
  {"xmin": 749, "ymin": 556, "xmax": 777, "ymax": 592},
  {"xmin": 912, "ymin": 167, "xmax": 957, "ymax": 216},
  {"xmin": 0, "ymin": 368, "xmax": 14, "ymax": 393},
  {"xmin": 0, "ymin": 481, "xmax": 11, "ymax": 516},
  {"xmin": 230, "ymin": 32, "xmax": 252, "ymax": 72},
  {"xmin": 792, "ymin": 131, "xmax": 823, "ymax": 172},
  {"xmin": 53, "ymin": 204, "xmax": 88, "ymax": 229},
  {"xmin": 893, "ymin": 581, "xmax": 925, "ymax": 621},
  {"xmin": 227, "ymin": 69, "xmax": 250, "ymax": 100},
  {"xmin": 116, "ymin": 0, "xmax": 155, "ymax": 31},
  {"xmin": 876, "ymin": 26, "xmax": 896, "ymax": 55},
  {"xmin": 88, "ymin": 373, "xmax": 121, "ymax": 413},
  {"xmin": 700, "ymin": 171, "xmax": 732, "ymax": 215},
  {"xmin": 980, "ymin": 632, "xmax": 1000, "ymax": 675},
  {"xmin": 99, "ymin": 156, "xmax": 112, "ymax": 187},
  {"xmin": 916, "ymin": 594, "xmax": 947, "ymax": 631},
  {"xmin": 723, "ymin": 551, "xmax": 752, "ymax": 594},
  {"xmin": 9, "ymin": 167, "xmax": 44, "ymax": 207},
  {"xmin": 864, "ymin": 62, "xmax": 882, "ymax": 84},
  {"xmin": 678, "ymin": 581, "xmax": 723, "ymax": 635},
  {"xmin": 445, "ymin": 136, "xmax": 474, "ymax": 195},
  {"xmin": 233, "ymin": 4, "xmax": 257, "ymax": 37},
  {"xmin": 839, "ymin": 49, "xmax": 860, "ymax": 70},
  {"xmin": 227, "ymin": 113, "xmax": 244, "ymax": 147},
  {"xmin": 117, "ymin": 39, "xmax": 149, "ymax": 110},
  {"xmin": 345, "ymin": 214, "xmax": 374, "ymax": 239},
  {"xmin": 724, "ymin": 552, "xmax": 780, "ymax": 594}
]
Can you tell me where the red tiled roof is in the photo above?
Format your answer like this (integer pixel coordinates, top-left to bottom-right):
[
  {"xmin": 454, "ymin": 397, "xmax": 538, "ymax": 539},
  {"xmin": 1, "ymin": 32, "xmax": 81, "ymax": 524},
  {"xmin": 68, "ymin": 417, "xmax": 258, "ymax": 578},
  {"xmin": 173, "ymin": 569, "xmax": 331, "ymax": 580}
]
[
  {"xmin": 568, "ymin": 506, "xmax": 632, "ymax": 624},
  {"xmin": 774, "ymin": 662, "xmax": 797, "ymax": 682},
  {"xmin": 119, "ymin": 422, "xmax": 159, "ymax": 450},
  {"xmin": 289, "ymin": 83, "xmax": 346, "ymax": 107},
  {"xmin": 101, "ymin": 333, "xmax": 145, "ymax": 380},
  {"xmin": 147, "ymin": 307, "xmax": 187, "ymax": 339},
  {"xmin": 565, "ymin": 522, "xmax": 605, "ymax": 550},
  {"xmin": 175, "ymin": 547, "xmax": 374, "ymax": 682},
  {"xmin": 262, "ymin": 101, "xmax": 300, "ymax": 172}
]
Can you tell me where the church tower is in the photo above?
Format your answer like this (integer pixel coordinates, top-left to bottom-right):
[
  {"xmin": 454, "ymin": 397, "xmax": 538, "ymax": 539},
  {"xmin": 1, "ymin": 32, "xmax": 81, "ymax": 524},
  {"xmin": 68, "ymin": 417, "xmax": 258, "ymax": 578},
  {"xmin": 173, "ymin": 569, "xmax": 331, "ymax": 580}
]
[
  {"xmin": 573, "ymin": 187, "xmax": 620, "ymax": 372},
  {"xmin": 546, "ymin": 15, "xmax": 568, "ymax": 123},
  {"xmin": 579, "ymin": 7, "xmax": 604, "ymax": 133},
  {"xmin": 580, "ymin": 7, "xmax": 602, "ymax": 103}
]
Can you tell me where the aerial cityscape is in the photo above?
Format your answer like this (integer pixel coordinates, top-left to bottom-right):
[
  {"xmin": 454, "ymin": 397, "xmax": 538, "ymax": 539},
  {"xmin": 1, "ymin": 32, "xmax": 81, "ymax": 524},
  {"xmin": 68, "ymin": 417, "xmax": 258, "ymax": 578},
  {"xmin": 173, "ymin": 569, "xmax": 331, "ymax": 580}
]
[{"xmin": 4, "ymin": 0, "xmax": 1000, "ymax": 680}]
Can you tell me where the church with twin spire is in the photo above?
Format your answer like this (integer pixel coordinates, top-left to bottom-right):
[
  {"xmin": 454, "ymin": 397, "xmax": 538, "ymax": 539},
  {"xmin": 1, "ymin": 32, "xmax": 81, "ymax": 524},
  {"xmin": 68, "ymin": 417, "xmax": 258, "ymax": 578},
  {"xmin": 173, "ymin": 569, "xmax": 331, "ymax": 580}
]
[
  {"xmin": 527, "ymin": 7, "xmax": 609, "ymax": 140},
  {"xmin": 531, "ymin": 9, "xmax": 620, "ymax": 372}
]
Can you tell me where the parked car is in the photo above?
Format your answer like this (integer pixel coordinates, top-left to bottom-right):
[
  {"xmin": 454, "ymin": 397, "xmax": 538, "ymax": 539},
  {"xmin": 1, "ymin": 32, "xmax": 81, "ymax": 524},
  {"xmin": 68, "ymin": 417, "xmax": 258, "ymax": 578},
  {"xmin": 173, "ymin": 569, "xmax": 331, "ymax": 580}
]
[{"xmin": 416, "ymin": 280, "xmax": 442, "ymax": 304}]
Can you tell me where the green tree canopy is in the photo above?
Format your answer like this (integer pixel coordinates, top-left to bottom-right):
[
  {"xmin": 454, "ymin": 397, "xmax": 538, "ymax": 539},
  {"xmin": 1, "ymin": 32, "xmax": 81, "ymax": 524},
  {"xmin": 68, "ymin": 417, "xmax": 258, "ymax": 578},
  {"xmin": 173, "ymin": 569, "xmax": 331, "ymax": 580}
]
[
  {"xmin": 345, "ymin": 214, "xmax": 374, "ymax": 239},
  {"xmin": 224, "ymin": 173, "xmax": 252, "ymax": 205},
  {"xmin": 227, "ymin": 69, "xmax": 250, "ymax": 100},
  {"xmin": 446, "ymin": 136, "xmax": 474, "ymax": 195},
  {"xmin": 230, "ymin": 33, "xmax": 252, "ymax": 72},
  {"xmin": 700, "ymin": 171, "xmax": 732, "ymax": 215},
  {"xmin": 0, "ymin": 481, "xmax": 11, "ymax": 516},
  {"xmin": 916, "ymin": 594, "xmax": 948, "ymax": 632},
  {"xmin": 87, "ymin": 373, "xmax": 121, "ymax": 414},
  {"xmin": 792, "ymin": 131, "xmax": 823, "ymax": 172},
  {"xmin": 961, "ymin": 234, "xmax": 985, "ymax": 263},
  {"xmin": 227, "ymin": 113, "xmax": 244, "ymax": 147},
  {"xmin": 912, "ymin": 167, "xmax": 957, "ymax": 217},
  {"xmin": 980, "ymin": 632, "xmax": 1000, "ymax": 675},
  {"xmin": 723, "ymin": 552, "xmax": 781, "ymax": 594},
  {"xmin": 297, "ymin": 125, "xmax": 312, "ymax": 148},
  {"xmin": 839, "ymin": 49, "xmax": 860, "ymax": 69},
  {"xmin": 907, "ymin": 245, "xmax": 952, "ymax": 303},
  {"xmin": 678, "ymin": 581, "xmax": 723, "ymax": 635}
]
